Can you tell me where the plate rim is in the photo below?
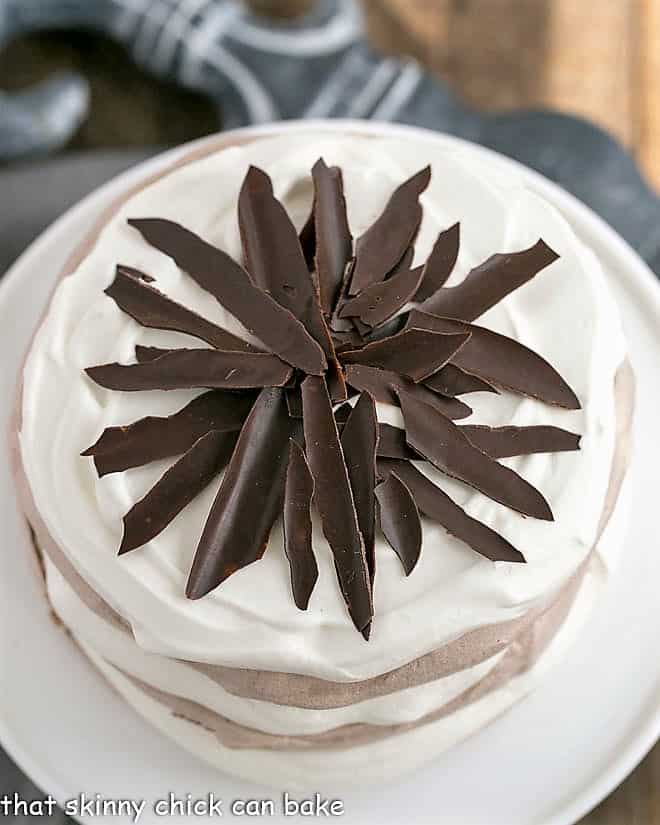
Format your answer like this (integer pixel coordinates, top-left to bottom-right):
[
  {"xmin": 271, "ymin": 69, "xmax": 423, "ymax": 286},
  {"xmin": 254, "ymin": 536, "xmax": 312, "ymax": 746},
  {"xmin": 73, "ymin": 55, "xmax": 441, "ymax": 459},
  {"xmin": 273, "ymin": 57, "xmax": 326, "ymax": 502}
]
[{"xmin": 2, "ymin": 119, "xmax": 659, "ymax": 825}]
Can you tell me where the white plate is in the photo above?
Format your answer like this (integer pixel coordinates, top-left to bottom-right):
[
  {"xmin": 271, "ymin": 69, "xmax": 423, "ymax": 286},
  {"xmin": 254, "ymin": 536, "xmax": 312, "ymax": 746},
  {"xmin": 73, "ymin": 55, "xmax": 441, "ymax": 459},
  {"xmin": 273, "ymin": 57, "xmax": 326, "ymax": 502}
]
[{"xmin": 1, "ymin": 121, "xmax": 658, "ymax": 825}]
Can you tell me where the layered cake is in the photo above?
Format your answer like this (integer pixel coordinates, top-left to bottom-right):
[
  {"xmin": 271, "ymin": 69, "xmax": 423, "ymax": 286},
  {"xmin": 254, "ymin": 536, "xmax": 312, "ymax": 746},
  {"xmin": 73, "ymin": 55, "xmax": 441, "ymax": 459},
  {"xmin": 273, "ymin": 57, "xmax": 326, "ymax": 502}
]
[{"xmin": 13, "ymin": 130, "xmax": 633, "ymax": 787}]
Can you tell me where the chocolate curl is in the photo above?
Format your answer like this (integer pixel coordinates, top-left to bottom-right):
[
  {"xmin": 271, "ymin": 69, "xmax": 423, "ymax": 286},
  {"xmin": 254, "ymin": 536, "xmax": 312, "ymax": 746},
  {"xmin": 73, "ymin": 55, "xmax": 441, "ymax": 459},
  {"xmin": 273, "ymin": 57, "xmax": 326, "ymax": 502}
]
[
  {"xmin": 128, "ymin": 218, "xmax": 326, "ymax": 375},
  {"xmin": 413, "ymin": 222, "xmax": 460, "ymax": 302},
  {"xmin": 186, "ymin": 388, "xmax": 293, "ymax": 599},
  {"xmin": 312, "ymin": 159, "xmax": 353, "ymax": 316},
  {"xmin": 119, "ymin": 430, "xmax": 236, "ymax": 555},
  {"xmin": 106, "ymin": 266, "xmax": 257, "ymax": 352},
  {"xmin": 408, "ymin": 311, "xmax": 580, "ymax": 409},
  {"xmin": 342, "ymin": 328, "xmax": 470, "ymax": 383},
  {"xmin": 238, "ymin": 166, "xmax": 345, "ymax": 400},
  {"xmin": 379, "ymin": 460, "xmax": 525, "ymax": 564},
  {"xmin": 338, "ymin": 264, "xmax": 424, "ymax": 329},
  {"xmin": 375, "ymin": 472, "xmax": 422, "ymax": 575},
  {"xmin": 398, "ymin": 389, "xmax": 553, "ymax": 520},
  {"xmin": 340, "ymin": 392, "xmax": 379, "ymax": 588},
  {"xmin": 349, "ymin": 166, "xmax": 431, "ymax": 295},
  {"xmin": 86, "ymin": 349, "xmax": 293, "ymax": 391},
  {"xmin": 81, "ymin": 390, "xmax": 255, "ymax": 476},
  {"xmin": 418, "ymin": 239, "xmax": 559, "ymax": 321},
  {"xmin": 345, "ymin": 364, "xmax": 472, "ymax": 420},
  {"xmin": 283, "ymin": 440, "xmax": 318, "ymax": 611},
  {"xmin": 301, "ymin": 376, "xmax": 373, "ymax": 635}
]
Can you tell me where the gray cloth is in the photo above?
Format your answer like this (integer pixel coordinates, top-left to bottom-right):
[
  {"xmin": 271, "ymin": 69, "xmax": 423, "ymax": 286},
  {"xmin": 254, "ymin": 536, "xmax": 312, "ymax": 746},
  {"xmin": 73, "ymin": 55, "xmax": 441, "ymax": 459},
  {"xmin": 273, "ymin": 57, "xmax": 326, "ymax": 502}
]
[{"xmin": 1, "ymin": 0, "xmax": 660, "ymax": 820}]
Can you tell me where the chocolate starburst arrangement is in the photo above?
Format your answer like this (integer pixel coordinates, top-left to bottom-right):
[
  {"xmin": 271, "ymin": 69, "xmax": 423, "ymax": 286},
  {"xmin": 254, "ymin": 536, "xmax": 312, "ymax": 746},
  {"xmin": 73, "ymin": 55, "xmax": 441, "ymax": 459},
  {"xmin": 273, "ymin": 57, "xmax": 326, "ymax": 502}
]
[{"xmin": 82, "ymin": 160, "xmax": 581, "ymax": 638}]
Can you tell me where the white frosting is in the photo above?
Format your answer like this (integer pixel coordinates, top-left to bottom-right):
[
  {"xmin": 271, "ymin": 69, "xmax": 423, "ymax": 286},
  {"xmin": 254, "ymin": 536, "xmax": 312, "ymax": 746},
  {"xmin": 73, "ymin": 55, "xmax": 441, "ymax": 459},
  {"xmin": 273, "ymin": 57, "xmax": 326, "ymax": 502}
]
[
  {"xmin": 20, "ymin": 133, "xmax": 627, "ymax": 681},
  {"xmin": 45, "ymin": 558, "xmax": 505, "ymax": 734}
]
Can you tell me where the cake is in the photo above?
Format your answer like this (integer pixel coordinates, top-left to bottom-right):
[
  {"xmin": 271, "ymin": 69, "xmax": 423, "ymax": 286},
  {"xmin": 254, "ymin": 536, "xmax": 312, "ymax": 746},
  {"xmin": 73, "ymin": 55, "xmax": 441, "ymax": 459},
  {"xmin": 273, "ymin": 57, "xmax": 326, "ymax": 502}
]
[{"xmin": 12, "ymin": 130, "xmax": 633, "ymax": 788}]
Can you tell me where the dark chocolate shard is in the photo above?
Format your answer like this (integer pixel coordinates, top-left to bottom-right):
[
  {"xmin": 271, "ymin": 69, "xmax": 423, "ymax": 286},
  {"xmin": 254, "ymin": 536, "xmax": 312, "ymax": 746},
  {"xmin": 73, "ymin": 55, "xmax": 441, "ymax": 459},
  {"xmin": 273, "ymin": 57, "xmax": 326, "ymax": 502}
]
[
  {"xmin": 413, "ymin": 222, "xmax": 460, "ymax": 301},
  {"xmin": 345, "ymin": 364, "xmax": 473, "ymax": 420},
  {"xmin": 86, "ymin": 349, "xmax": 293, "ymax": 391},
  {"xmin": 119, "ymin": 430, "xmax": 236, "ymax": 555},
  {"xmin": 375, "ymin": 472, "xmax": 422, "ymax": 575},
  {"xmin": 426, "ymin": 364, "xmax": 496, "ymax": 397},
  {"xmin": 338, "ymin": 264, "xmax": 424, "ymax": 328},
  {"xmin": 81, "ymin": 390, "xmax": 255, "ymax": 476},
  {"xmin": 349, "ymin": 166, "xmax": 431, "ymax": 295},
  {"xmin": 238, "ymin": 166, "xmax": 345, "ymax": 400},
  {"xmin": 333, "ymin": 402, "xmax": 353, "ymax": 424},
  {"xmin": 299, "ymin": 206, "xmax": 316, "ymax": 271},
  {"xmin": 418, "ymin": 239, "xmax": 559, "ymax": 321},
  {"xmin": 408, "ymin": 311, "xmax": 580, "ymax": 409},
  {"xmin": 134, "ymin": 345, "xmax": 172, "ymax": 362},
  {"xmin": 127, "ymin": 218, "xmax": 326, "ymax": 375},
  {"xmin": 342, "ymin": 328, "xmax": 471, "ymax": 383},
  {"xmin": 340, "ymin": 392, "xmax": 378, "ymax": 587},
  {"xmin": 186, "ymin": 388, "xmax": 293, "ymax": 599},
  {"xmin": 377, "ymin": 423, "xmax": 419, "ymax": 460},
  {"xmin": 398, "ymin": 389, "xmax": 553, "ymax": 520},
  {"xmin": 387, "ymin": 245, "xmax": 415, "ymax": 278},
  {"xmin": 283, "ymin": 440, "xmax": 318, "ymax": 610},
  {"xmin": 460, "ymin": 425, "xmax": 581, "ymax": 458},
  {"xmin": 286, "ymin": 386, "xmax": 303, "ymax": 419},
  {"xmin": 106, "ymin": 265, "xmax": 257, "ymax": 352},
  {"xmin": 312, "ymin": 159, "xmax": 353, "ymax": 316},
  {"xmin": 378, "ymin": 459, "xmax": 525, "ymax": 563},
  {"xmin": 301, "ymin": 376, "xmax": 373, "ymax": 633}
]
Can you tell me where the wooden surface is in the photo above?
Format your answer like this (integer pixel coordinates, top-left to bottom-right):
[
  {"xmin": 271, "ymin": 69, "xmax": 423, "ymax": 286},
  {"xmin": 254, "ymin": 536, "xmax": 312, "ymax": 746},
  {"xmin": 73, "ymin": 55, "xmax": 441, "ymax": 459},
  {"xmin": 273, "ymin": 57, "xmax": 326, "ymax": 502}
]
[
  {"xmin": 365, "ymin": 3, "xmax": 660, "ymax": 821},
  {"xmin": 365, "ymin": 0, "xmax": 660, "ymax": 193}
]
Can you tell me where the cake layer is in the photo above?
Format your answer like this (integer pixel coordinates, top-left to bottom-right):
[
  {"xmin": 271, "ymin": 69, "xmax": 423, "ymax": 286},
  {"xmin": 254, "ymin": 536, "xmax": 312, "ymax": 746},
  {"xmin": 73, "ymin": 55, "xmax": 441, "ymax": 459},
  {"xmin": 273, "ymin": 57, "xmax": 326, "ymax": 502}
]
[{"xmin": 17, "ymin": 132, "xmax": 628, "ymax": 680}]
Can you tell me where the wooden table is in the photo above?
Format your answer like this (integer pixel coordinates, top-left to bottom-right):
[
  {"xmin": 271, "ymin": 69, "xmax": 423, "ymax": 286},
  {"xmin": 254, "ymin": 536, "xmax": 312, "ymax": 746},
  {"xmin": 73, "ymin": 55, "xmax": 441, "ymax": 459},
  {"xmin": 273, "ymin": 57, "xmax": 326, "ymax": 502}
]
[
  {"xmin": 366, "ymin": 0, "xmax": 660, "ymax": 193},
  {"xmin": 366, "ymin": 4, "xmax": 660, "ymax": 821}
]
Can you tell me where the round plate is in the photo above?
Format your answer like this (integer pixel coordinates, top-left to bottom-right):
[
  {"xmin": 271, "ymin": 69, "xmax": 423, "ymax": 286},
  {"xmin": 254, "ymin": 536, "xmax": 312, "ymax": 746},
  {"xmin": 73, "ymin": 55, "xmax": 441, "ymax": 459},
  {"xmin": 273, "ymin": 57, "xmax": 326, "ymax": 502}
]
[{"xmin": 1, "ymin": 121, "xmax": 658, "ymax": 825}]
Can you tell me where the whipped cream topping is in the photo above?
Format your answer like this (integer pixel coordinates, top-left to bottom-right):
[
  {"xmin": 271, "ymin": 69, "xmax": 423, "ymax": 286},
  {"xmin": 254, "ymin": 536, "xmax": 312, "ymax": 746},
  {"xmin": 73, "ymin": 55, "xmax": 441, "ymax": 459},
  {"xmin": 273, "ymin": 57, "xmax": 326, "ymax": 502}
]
[{"xmin": 20, "ymin": 133, "xmax": 626, "ymax": 680}]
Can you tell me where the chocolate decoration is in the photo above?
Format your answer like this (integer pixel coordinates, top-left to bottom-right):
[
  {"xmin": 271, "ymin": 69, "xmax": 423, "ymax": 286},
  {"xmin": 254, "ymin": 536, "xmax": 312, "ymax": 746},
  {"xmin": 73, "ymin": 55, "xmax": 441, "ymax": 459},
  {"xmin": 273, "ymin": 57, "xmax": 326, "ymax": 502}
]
[
  {"xmin": 413, "ymin": 222, "xmax": 460, "ymax": 301},
  {"xmin": 425, "ymin": 364, "xmax": 496, "ymax": 396},
  {"xmin": 301, "ymin": 376, "xmax": 373, "ymax": 633},
  {"xmin": 378, "ymin": 459, "xmax": 525, "ymax": 563},
  {"xmin": 106, "ymin": 265, "xmax": 256, "ymax": 352},
  {"xmin": 349, "ymin": 166, "xmax": 431, "ymax": 295},
  {"xmin": 186, "ymin": 388, "xmax": 293, "ymax": 600},
  {"xmin": 338, "ymin": 264, "xmax": 424, "ymax": 328},
  {"xmin": 82, "ymin": 390, "xmax": 255, "ymax": 476},
  {"xmin": 286, "ymin": 386, "xmax": 303, "ymax": 419},
  {"xmin": 398, "ymin": 389, "xmax": 553, "ymax": 520},
  {"xmin": 239, "ymin": 166, "xmax": 346, "ymax": 401},
  {"xmin": 134, "ymin": 345, "xmax": 170, "ymax": 362},
  {"xmin": 377, "ymin": 423, "xmax": 419, "ymax": 460},
  {"xmin": 312, "ymin": 159, "xmax": 353, "ymax": 316},
  {"xmin": 375, "ymin": 473, "xmax": 422, "ymax": 575},
  {"xmin": 345, "ymin": 364, "xmax": 473, "ymax": 420},
  {"xmin": 128, "ymin": 218, "xmax": 327, "ymax": 375},
  {"xmin": 343, "ymin": 329, "xmax": 471, "ymax": 384},
  {"xmin": 340, "ymin": 392, "xmax": 379, "ymax": 587},
  {"xmin": 407, "ymin": 311, "xmax": 580, "ymax": 409},
  {"xmin": 118, "ymin": 431, "xmax": 235, "ymax": 555},
  {"xmin": 418, "ymin": 239, "xmax": 559, "ymax": 321},
  {"xmin": 283, "ymin": 440, "xmax": 318, "ymax": 611},
  {"xmin": 86, "ymin": 349, "xmax": 293, "ymax": 391},
  {"xmin": 84, "ymin": 160, "xmax": 581, "ymax": 634},
  {"xmin": 460, "ymin": 425, "xmax": 581, "ymax": 458},
  {"xmin": 299, "ymin": 207, "xmax": 316, "ymax": 271}
]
